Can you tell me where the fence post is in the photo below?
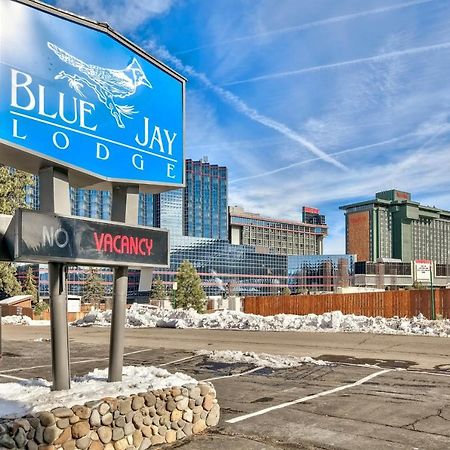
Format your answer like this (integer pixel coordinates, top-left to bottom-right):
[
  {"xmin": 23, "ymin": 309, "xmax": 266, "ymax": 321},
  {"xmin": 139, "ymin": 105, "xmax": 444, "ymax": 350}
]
[{"xmin": 431, "ymin": 270, "xmax": 435, "ymax": 320}]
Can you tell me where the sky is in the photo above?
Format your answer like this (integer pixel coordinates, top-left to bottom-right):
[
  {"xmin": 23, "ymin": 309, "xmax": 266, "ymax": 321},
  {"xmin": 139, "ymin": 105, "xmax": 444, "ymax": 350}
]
[{"xmin": 44, "ymin": 0, "xmax": 450, "ymax": 254}]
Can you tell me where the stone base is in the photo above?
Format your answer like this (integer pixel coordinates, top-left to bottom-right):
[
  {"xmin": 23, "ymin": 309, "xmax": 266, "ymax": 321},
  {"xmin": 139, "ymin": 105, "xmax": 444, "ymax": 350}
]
[{"xmin": 0, "ymin": 382, "xmax": 219, "ymax": 449}]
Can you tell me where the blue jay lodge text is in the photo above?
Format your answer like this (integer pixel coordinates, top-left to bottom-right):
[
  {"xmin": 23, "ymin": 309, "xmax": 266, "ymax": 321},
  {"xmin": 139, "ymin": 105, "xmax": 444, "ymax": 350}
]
[{"xmin": 9, "ymin": 69, "xmax": 178, "ymax": 178}]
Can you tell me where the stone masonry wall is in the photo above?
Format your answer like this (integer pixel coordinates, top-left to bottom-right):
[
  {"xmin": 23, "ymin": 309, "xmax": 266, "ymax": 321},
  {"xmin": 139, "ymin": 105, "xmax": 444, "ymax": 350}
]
[{"xmin": 0, "ymin": 381, "xmax": 219, "ymax": 450}]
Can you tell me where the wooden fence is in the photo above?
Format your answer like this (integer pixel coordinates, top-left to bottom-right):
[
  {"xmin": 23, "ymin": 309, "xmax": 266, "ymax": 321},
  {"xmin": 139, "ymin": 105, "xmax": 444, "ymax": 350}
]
[
  {"xmin": 1, "ymin": 305, "xmax": 34, "ymax": 319},
  {"xmin": 32, "ymin": 303, "xmax": 109, "ymax": 321},
  {"xmin": 244, "ymin": 289, "xmax": 450, "ymax": 319}
]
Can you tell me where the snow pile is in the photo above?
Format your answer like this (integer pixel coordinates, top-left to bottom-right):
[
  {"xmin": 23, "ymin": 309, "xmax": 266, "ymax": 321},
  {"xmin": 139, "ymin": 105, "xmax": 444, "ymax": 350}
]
[
  {"xmin": 0, "ymin": 366, "xmax": 197, "ymax": 419},
  {"xmin": 72, "ymin": 304, "xmax": 450, "ymax": 337},
  {"xmin": 1, "ymin": 315, "xmax": 50, "ymax": 326},
  {"xmin": 197, "ymin": 350, "xmax": 329, "ymax": 368}
]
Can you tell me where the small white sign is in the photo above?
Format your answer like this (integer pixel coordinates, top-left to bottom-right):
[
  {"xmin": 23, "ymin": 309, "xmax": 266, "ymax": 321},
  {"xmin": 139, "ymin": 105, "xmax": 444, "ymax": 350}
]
[
  {"xmin": 67, "ymin": 299, "xmax": 81, "ymax": 313},
  {"xmin": 414, "ymin": 260, "xmax": 432, "ymax": 282}
]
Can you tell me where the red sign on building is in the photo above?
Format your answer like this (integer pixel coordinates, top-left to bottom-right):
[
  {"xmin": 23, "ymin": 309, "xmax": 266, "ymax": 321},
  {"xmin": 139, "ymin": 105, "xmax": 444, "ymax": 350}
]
[{"xmin": 303, "ymin": 206, "xmax": 319, "ymax": 214}]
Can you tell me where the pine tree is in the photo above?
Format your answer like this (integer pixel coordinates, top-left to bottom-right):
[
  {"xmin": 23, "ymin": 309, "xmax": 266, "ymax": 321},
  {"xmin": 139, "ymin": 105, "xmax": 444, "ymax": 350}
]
[
  {"xmin": 175, "ymin": 260, "xmax": 205, "ymax": 313},
  {"xmin": 0, "ymin": 166, "xmax": 33, "ymax": 214},
  {"xmin": 281, "ymin": 286, "xmax": 291, "ymax": 296},
  {"xmin": 0, "ymin": 263, "xmax": 22, "ymax": 298},
  {"xmin": 22, "ymin": 266, "xmax": 38, "ymax": 305},
  {"xmin": 34, "ymin": 300, "xmax": 49, "ymax": 318},
  {"xmin": 82, "ymin": 267, "xmax": 105, "ymax": 308},
  {"xmin": 0, "ymin": 166, "xmax": 34, "ymax": 299},
  {"xmin": 150, "ymin": 276, "xmax": 166, "ymax": 303}
]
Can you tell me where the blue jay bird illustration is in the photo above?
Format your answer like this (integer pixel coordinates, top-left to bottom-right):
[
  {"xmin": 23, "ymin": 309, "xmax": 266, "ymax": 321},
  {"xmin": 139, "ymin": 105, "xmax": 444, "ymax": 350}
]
[{"xmin": 47, "ymin": 42, "xmax": 152, "ymax": 128}]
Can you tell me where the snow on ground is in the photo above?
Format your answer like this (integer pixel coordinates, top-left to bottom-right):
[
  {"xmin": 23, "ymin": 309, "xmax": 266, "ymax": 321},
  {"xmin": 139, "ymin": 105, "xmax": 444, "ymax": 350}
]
[
  {"xmin": 1, "ymin": 315, "xmax": 50, "ymax": 326},
  {"xmin": 0, "ymin": 366, "xmax": 197, "ymax": 419},
  {"xmin": 72, "ymin": 304, "xmax": 450, "ymax": 337},
  {"xmin": 197, "ymin": 350, "xmax": 329, "ymax": 368}
]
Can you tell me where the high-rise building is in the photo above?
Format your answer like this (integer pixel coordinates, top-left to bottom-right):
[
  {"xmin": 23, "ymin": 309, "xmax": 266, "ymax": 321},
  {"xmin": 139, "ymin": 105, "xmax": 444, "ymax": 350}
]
[
  {"xmin": 70, "ymin": 188, "xmax": 111, "ymax": 220},
  {"xmin": 25, "ymin": 158, "xmax": 228, "ymax": 241},
  {"xmin": 25, "ymin": 175, "xmax": 40, "ymax": 210},
  {"xmin": 154, "ymin": 189, "xmax": 184, "ymax": 237},
  {"xmin": 184, "ymin": 158, "xmax": 228, "ymax": 240},
  {"xmin": 139, "ymin": 193, "xmax": 154, "ymax": 227},
  {"xmin": 340, "ymin": 189, "xmax": 450, "ymax": 263},
  {"xmin": 228, "ymin": 206, "xmax": 327, "ymax": 255},
  {"xmin": 302, "ymin": 206, "xmax": 326, "ymax": 225},
  {"xmin": 22, "ymin": 159, "xmax": 355, "ymax": 297}
]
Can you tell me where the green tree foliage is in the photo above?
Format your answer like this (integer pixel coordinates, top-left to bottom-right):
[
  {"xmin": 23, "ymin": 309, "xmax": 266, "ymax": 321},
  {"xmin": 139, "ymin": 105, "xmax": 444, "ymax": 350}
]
[
  {"xmin": 175, "ymin": 260, "xmax": 205, "ymax": 313},
  {"xmin": 0, "ymin": 166, "xmax": 34, "ymax": 298},
  {"xmin": 34, "ymin": 301, "xmax": 49, "ymax": 318},
  {"xmin": 0, "ymin": 263, "xmax": 22, "ymax": 298},
  {"xmin": 0, "ymin": 166, "xmax": 33, "ymax": 214},
  {"xmin": 281, "ymin": 286, "xmax": 291, "ymax": 296},
  {"xmin": 22, "ymin": 266, "xmax": 38, "ymax": 305},
  {"xmin": 82, "ymin": 267, "xmax": 105, "ymax": 308},
  {"xmin": 150, "ymin": 276, "xmax": 166, "ymax": 302}
]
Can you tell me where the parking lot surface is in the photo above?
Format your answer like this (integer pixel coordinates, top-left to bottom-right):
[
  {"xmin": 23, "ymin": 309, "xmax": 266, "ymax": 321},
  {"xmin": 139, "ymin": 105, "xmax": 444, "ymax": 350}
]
[{"xmin": 2, "ymin": 325, "xmax": 450, "ymax": 449}]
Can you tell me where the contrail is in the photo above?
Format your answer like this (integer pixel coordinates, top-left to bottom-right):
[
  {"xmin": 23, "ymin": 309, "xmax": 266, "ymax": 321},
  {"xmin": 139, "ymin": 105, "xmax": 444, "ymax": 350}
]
[
  {"xmin": 146, "ymin": 41, "xmax": 347, "ymax": 171},
  {"xmin": 225, "ymin": 40, "xmax": 450, "ymax": 87},
  {"xmin": 176, "ymin": 0, "xmax": 434, "ymax": 55},
  {"xmin": 230, "ymin": 131, "xmax": 427, "ymax": 184}
]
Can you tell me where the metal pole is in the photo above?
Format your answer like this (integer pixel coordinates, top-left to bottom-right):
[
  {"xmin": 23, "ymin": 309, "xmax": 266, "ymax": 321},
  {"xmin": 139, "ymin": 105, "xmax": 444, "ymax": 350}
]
[
  {"xmin": 431, "ymin": 265, "xmax": 435, "ymax": 320},
  {"xmin": 108, "ymin": 266, "xmax": 128, "ymax": 382},
  {"xmin": 39, "ymin": 167, "xmax": 71, "ymax": 391},
  {"xmin": 108, "ymin": 186, "xmax": 139, "ymax": 382},
  {"xmin": 49, "ymin": 262, "xmax": 70, "ymax": 390}
]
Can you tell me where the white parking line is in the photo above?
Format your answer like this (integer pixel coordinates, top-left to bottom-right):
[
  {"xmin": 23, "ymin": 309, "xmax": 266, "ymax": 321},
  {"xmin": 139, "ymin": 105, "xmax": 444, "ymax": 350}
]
[
  {"xmin": 159, "ymin": 354, "xmax": 200, "ymax": 366},
  {"xmin": 226, "ymin": 368, "xmax": 392, "ymax": 424},
  {"xmin": 204, "ymin": 367, "xmax": 262, "ymax": 382},
  {"xmin": 408, "ymin": 369, "xmax": 450, "ymax": 378},
  {"xmin": 0, "ymin": 349, "xmax": 200, "ymax": 375},
  {"xmin": 0, "ymin": 348, "xmax": 156, "ymax": 374},
  {"xmin": 0, "ymin": 363, "xmax": 60, "ymax": 374},
  {"xmin": 0, "ymin": 373, "xmax": 27, "ymax": 381}
]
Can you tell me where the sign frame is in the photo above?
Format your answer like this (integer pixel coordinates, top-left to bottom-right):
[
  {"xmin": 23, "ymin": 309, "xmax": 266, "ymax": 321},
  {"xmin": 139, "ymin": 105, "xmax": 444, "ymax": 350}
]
[
  {"xmin": 6, "ymin": 208, "xmax": 170, "ymax": 268},
  {"xmin": 0, "ymin": 0, "xmax": 186, "ymax": 193},
  {"xmin": 414, "ymin": 259, "xmax": 432, "ymax": 283}
]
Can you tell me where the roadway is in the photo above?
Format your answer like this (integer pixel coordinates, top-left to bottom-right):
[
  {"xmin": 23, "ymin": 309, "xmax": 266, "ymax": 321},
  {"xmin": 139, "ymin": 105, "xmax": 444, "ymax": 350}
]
[{"xmin": 2, "ymin": 325, "xmax": 450, "ymax": 449}]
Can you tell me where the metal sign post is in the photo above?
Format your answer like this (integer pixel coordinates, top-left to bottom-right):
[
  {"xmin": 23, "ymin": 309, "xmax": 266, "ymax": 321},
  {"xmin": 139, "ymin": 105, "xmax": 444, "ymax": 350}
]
[
  {"xmin": 39, "ymin": 166, "xmax": 71, "ymax": 391},
  {"xmin": 431, "ymin": 266, "xmax": 435, "ymax": 320},
  {"xmin": 108, "ymin": 186, "xmax": 139, "ymax": 382},
  {"xmin": 3, "ymin": 203, "xmax": 169, "ymax": 388},
  {"xmin": 1, "ymin": 0, "xmax": 184, "ymax": 391}
]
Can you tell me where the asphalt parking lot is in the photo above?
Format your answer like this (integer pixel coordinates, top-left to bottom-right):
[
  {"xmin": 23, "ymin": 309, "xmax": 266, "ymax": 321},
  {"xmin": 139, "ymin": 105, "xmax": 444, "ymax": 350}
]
[{"xmin": 2, "ymin": 326, "xmax": 450, "ymax": 449}]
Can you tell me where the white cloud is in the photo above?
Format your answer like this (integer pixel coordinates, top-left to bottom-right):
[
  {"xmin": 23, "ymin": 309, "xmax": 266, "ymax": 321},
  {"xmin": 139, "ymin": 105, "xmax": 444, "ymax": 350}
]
[
  {"xmin": 177, "ymin": 0, "xmax": 434, "ymax": 56},
  {"xmin": 54, "ymin": 0, "xmax": 174, "ymax": 33},
  {"xmin": 144, "ymin": 40, "xmax": 348, "ymax": 171},
  {"xmin": 224, "ymin": 40, "xmax": 450, "ymax": 87},
  {"xmin": 228, "ymin": 113, "xmax": 450, "ymax": 254}
]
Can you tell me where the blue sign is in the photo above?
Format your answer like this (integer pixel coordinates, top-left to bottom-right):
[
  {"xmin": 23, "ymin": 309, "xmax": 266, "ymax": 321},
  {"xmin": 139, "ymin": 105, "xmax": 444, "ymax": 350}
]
[{"xmin": 0, "ymin": 0, "xmax": 185, "ymax": 189}]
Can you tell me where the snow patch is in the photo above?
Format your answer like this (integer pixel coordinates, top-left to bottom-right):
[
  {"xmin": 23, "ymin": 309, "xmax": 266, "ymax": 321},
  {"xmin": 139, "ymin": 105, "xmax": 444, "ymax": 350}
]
[
  {"xmin": 197, "ymin": 350, "xmax": 329, "ymax": 368},
  {"xmin": 1, "ymin": 315, "xmax": 50, "ymax": 326},
  {"xmin": 0, "ymin": 366, "xmax": 197, "ymax": 419},
  {"xmin": 72, "ymin": 304, "xmax": 450, "ymax": 337}
]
